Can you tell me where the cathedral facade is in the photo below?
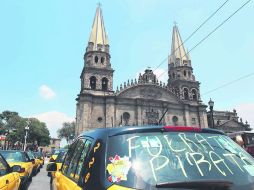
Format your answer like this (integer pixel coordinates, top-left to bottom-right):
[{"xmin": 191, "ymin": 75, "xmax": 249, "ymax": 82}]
[{"xmin": 75, "ymin": 5, "xmax": 209, "ymax": 136}]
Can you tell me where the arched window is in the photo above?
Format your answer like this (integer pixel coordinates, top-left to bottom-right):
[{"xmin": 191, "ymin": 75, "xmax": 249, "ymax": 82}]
[
  {"xmin": 184, "ymin": 70, "xmax": 186, "ymax": 77},
  {"xmin": 90, "ymin": 76, "xmax": 96, "ymax": 90},
  {"xmin": 101, "ymin": 57, "xmax": 105, "ymax": 64},
  {"xmin": 184, "ymin": 88, "xmax": 189, "ymax": 100},
  {"xmin": 173, "ymin": 73, "xmax": 176, "ymax": 79},
  {"xmin": 172, "ymin": 116, "xmax": 178, "ymax": 126},
  {"xmin": 97, "ymin": 117, "xmax": 103, "ymax": 123},
  {"xmin": 94, "ymin": 56, "xmax": 98, "ymax": 63},
  {"xmin": 192, "ymin": 89, "xmax": 197, "ymax": 100},
  {"xmin": 102, "ymin": 77, "xmax": 108, "ymax": 91},
  {"xmin": 123, "ymin": 112, "xmax": 130, "ymax": 126}
]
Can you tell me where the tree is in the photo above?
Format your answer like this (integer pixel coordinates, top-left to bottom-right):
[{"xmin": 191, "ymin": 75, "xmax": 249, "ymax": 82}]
[
  {"xmin": 0, "ymin": 111, "xmax": 19, "ymax": 135},
  {"xmin": 57, "ymin": 122, "xmax": 75, "ymax": 144},
  {"xmin": 0, "ymin": 110, "xmax": 51, "ymax": 148},
  {"xmin": 26, "ymin": 118, "xmax": 50, "ymax": 146}
]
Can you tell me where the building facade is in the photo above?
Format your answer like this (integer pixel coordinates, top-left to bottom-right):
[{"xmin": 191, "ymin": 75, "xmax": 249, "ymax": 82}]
[
  {"xmin": 75, "ymin": 5, "xmax": 209, "ymax": 136},
  {"xmin": 208, "ymin": 109, "xmax": 251, "ymax": 133}
]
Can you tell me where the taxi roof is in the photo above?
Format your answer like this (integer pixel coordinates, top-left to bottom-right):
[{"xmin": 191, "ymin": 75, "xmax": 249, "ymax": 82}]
[{"xmin": 79, "ymin": 125, "xmax": 225, "ymax": 139}]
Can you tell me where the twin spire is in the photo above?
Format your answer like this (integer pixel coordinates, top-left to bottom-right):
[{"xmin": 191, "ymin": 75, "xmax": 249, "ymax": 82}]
[
  {"xmin": 88, "ymin": 4, "xmax": 109, "ymax": 50},
  {"xmin": 88, "ymin": 5, "xmax": 190, "ymax": 67},
  {"xmin": 169, "ymin": 25, "xmax": 190, "ymax": 66}
]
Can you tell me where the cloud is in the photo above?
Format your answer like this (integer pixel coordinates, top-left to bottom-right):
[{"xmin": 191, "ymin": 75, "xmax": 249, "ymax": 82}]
[
  {"xmin": 39, "ymin": 85, "xmax": 56, "ymax": 100},
  {"xmin": 31, "ymin": 111, "xmax": 75, "ymax": 138},
  {"xmin": 235, "ymin": 103, "xmax": 254, "ymax": 129}
]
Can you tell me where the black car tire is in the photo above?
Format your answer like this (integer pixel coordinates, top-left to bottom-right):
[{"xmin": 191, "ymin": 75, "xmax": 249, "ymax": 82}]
[
  {"xmin": 28, "ymin": 175, "xmax": 32, "ymax": 182},
  {"xmin": 20, "ymin": 182, "xmax": 28, "ymax": 190}
]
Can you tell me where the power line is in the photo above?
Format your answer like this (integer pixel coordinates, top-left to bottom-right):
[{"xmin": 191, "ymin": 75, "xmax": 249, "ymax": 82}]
[
  {"xmin": 153, "ymin": 0, "xmax": 230, "ymax": 73},
  {"xmin": 157, "ymin": 0, "xmax": 252, "ymax": 79},
  {"xmin": 184, "ymin": 0, "xmax": 252, "ymax": 60},
  {"xmin": 201, "ymin": 72, "xmax": 254, "ymax": 96}
]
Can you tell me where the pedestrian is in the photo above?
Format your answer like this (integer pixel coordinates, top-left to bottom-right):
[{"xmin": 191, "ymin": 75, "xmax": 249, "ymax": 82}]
[{"xmin": 236, "ymin": 135, "xmax": 245, "ymax": 148}]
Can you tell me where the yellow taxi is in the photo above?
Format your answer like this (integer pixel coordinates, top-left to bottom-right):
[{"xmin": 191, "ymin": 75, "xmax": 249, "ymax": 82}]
[
  {"xmin": 26, "ymin": 151, "xmax": 40, "ymax": 175},
  {"xmin": 0, "ymin": 150, "xmax": 34, "ymax": 189},
  {"xmin": 47, "ymin": 151, "xmax": 66, "ymax": 184},
  {"xmin": 49, "ymin": 149, "xmax": 66, "ymax": 162},
  {"xmin": 0, "ymin": 153, "xmax": 21, "ymax": 190},
  {"xmin": 47, "ymin": 125, "xmax": 254, "ymax": 190},
  {"xmin": 34, "ymin": 152, "xmax": 44, "ymax": 167}
]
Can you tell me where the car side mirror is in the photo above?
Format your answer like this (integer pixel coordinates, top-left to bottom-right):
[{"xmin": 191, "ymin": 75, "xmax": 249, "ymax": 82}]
[
  {"xmin": 47, "ymin": 162, "xmax": 57, "ymax": 172},
  {"xmin": 11, "ymin": 165, "xmax": 24, "ymax": 173},
  {"xmin": 30, "ymin": 158, "xmax": 35, "ymax": 164}
]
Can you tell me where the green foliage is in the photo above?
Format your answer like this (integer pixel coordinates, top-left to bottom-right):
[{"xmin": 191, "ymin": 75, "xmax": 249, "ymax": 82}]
[
  {"xmin": 0, "ymin": 110, "xmax": 50, "ymax": 147},
  {"xmin": 57, "ymin": 122, "xmax": 75, "ymax": 144},
  {"xmin": 27, "ymin": 118, "xmax": 50, "ymax": 146}
]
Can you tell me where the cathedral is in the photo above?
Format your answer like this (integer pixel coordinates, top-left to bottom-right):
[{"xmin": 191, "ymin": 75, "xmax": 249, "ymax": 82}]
[{"xmin": 75, "ymin": 5, "xmax": 250, "ymax": 136}]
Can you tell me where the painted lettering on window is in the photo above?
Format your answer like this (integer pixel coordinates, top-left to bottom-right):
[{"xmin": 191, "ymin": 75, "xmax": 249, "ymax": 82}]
[{"xmin": 126, "ymin": 133, "xmax": 254, "ymax": 182}]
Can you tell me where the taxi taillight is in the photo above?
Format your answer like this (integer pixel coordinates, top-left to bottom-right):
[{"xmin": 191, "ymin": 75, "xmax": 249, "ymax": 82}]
[{"xmin": 163, "ymin": 126, "xmax": 201, "ymax": 132}]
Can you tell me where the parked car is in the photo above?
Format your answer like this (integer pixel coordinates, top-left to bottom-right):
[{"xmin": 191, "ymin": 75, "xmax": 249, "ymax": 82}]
[
  {"xmin": 47, "ymin": 150, "xmax": 67, "ymax": 184},
  {"xmin": 33, "ymin": 152, "xmax": 44, "ymax": 167},
  {"xmin": 26, "ymin": 151, "xmax": 41, "ymax": 175},
  {"xmin": 0, "ymin": 153, "xmax": 21, "ymax": 190},
  {"xmin": 0, "ymin": 150, "xmax": 34, "ymax": 189},
  {"xmin": 49, "ymin": 149, "xmax": 67, "ymax": 162},
  {"xmin": 47, "ymin": 125, "xmax": 254, "ymax": 190},
  {"xmin": 228, "ymin": 131, "xmax": 254, "ymax": 157}
]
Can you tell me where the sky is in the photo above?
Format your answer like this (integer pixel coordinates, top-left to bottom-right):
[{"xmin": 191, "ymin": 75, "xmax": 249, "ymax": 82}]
[{"xmin": 0, "ymin": 0, "xmax": 254, "ymax": 141}]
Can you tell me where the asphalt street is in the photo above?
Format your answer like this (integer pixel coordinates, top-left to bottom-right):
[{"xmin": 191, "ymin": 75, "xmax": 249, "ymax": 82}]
[{"xmin": 28, "ymin": 159, "xmax": 50, "ymax": 190}]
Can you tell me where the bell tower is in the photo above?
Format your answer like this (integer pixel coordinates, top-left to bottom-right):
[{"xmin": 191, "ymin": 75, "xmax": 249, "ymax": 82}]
[
  {"xmin": 80, "ymin": 4, "xmax": 114, "ymax": 94},
  {"xmin": 168, "ymin": 25, "xmax": 200, "ymax": 102}
]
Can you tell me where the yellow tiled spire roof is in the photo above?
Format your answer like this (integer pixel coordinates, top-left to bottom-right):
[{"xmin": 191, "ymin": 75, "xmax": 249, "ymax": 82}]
[
  {"xmin": 170, "ymin": 25, "xmax": 190, "ymax": 64},
  {"xmin": 89, "ymin": 4, "xmax": 109, "ymax": 50}
]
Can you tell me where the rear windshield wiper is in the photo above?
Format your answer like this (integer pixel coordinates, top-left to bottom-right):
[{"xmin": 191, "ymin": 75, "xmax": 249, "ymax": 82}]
[{"xmin": 156, "ymin": 179, "xmax": 233, "ymax": 189}]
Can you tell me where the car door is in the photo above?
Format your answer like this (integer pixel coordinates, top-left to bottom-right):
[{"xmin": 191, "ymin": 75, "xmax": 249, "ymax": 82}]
[
  {"xmin": 4, "ymin": 173, "xmax": 18, "ymax": 190},
  {"xmin": 55, "ymin": 141, "xmax": 78, "ymax": 190},
  {"xmin": 72, "ymin": 139, "xmax": 92, "ymax": 185},
  {"xmin": 55, "ymin": 138, "xmax": 92, "ymax": 190},
  {"xmin": 0, "ymin": 154, "xmax": 18, "ymax": 190},
  {"xmin": 21, "ymin": 152, "xmax": 33, "ymax": 180},
  {"xmin": 0, "ymin": 155, "xmax": 8, "ymax": 190}
]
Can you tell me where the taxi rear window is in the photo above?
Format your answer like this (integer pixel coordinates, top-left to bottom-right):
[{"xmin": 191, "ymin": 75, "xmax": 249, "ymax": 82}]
[
  {"xmin": 1, "ymin": 151, "xmax": 27, "ymax": 162},
  {"xmin": 106, "ymin": 132, "xmax": 254, "ymax": 190}
]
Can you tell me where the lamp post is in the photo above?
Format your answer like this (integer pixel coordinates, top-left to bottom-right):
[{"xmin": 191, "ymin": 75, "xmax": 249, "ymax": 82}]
[
  {"xmin": 24, "ymin": 120, "xmax": 30, "ymax": 151},
  {"xmin": 208, "ymin": 98, "xmax": 215, "ymax": 128}
]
